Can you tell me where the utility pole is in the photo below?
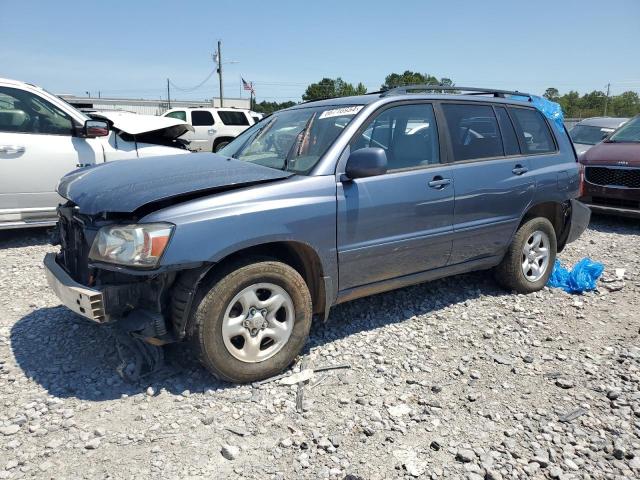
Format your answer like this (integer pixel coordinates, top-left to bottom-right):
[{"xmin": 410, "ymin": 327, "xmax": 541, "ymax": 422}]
[
  {"xmin": 216, "ymin": 40, "xmax": 224, "ymax": 107},
  {"xmin": 604, "ymin": 82, "xmax": 611, "ymax": 116},
  {"xmin": 166, "ymin": 78, "xmax": 171, "ymax": 109}
]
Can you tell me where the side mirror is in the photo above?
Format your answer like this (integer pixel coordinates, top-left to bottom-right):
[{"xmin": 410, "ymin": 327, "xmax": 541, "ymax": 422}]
[
  {"xmin": 80, "ymin": 119, "xmax": 109, "ymax": 138},
  {"xmin": 343, "ymin": 147, "xmax": 388, "ymax": 181}
]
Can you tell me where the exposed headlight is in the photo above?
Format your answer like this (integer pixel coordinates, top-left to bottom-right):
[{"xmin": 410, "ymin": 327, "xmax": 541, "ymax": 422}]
[{"xmin": 89, "ymin": 223, "xmax": 174, "ymax": 267}]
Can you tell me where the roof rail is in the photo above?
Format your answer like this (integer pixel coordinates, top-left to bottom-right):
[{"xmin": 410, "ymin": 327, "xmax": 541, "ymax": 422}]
[{"xmin": 380, "ymin": 85, "xmax": 533, "ymax": 100}]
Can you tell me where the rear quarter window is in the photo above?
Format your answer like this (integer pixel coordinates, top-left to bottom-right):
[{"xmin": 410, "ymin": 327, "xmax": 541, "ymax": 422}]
[
  {"xmin": 218, "ymin": 111, "xmax": 250, "ymax": 126},
  {"xmin": 508, "ymin": 107, "xmax": 556, "ymax": 154}
]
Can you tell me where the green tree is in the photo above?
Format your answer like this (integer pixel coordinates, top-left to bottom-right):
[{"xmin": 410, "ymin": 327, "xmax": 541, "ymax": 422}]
[
  {"xmin": 543, "ymin": 87, "xmax": 560, "ymax": 101},
  {"xmin": 610, "ymin": 91, "xmax": 640, "ymax": 117},
  {"xmin": 380, "ymin": 71, "xmax": 441, "ymax": 90},
  {"xmin": 252, "ymin": 100, "xmax": 296, "ymax": 115},
  {"xmin": 302, "ymin": 77, "xmax": 367, "ymax": 101},
  {"xmin": 558, "ymin": 90, "xmax": 581, "ymax": 117}
]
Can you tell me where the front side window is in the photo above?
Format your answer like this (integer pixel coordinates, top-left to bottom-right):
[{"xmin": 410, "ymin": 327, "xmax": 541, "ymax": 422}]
[
  {"xmin": 165, "ymin": 110, "xmax": 186, "ymax": 122},
  {"xmin": 219, "ymin": 104, "xmax": 363, "ymax": 174},
  {"xmin": 606, "ymin": 116, "xmax": 640, "ymax": 143},
  {"xmin": 442, "ymin": 103, "xmax": 503, "ymax": 161},
  {"xmin": 218, "ymin": 110, "xmax": 250, "ymax": 126},
  {"xmin": 0, "ymin": 86, "xmax": 73, "ymax": 135},
  {"xmin": 508, "ymin": 107, "xmax": 556, "ymax": 154},
  {"xmin": 191, "ymin": 110, "xmax": 215, "ymax": 126},
  {"xmin": 352, "ymin": 103, "xmax": 440, "ymax": 170}
]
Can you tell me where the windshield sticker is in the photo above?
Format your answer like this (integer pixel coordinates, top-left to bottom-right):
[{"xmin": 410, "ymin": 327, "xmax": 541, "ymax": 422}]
[{"xmin": 319, "ymin": 106, "xmax": 364, "ymax": 119}]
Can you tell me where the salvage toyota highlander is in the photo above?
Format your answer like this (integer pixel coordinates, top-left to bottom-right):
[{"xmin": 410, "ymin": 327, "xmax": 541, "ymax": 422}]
[{"xmin": 45, "ymin": 86, "xmax": 590, "ymax": 383}]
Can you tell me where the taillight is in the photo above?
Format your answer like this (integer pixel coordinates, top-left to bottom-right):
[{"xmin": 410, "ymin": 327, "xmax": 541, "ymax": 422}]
[{"xmin": 578, "ymin": 163, "xmax": 585, "ymax": 196}]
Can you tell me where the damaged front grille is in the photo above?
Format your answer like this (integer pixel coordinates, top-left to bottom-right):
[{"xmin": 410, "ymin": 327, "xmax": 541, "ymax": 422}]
[{"xmin": 56, "ymin": 205, "xmax": 92, "ymax": 284}]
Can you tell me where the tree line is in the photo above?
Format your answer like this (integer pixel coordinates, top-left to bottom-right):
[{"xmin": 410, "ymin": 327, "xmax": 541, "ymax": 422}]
[
  {"xmin": 252, "ymin": 71, "xmax": 451, "ymax": 114},
  {"xmin": 252, "ymin": 72, "xmax": 640, "ymax": 119},
  {"xmin": 544, "ymin": 88, "xmax": 640, "ymax": 118}
]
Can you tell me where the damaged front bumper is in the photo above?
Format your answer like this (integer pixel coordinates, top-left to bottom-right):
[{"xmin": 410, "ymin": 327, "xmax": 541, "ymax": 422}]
[
  {"xmin": 45, "ymin": 247, "xmax": 174, "ymax": 337},
  {"xmin": 44, "ymin": 252, "xmax": 107, "ymax": 322}
]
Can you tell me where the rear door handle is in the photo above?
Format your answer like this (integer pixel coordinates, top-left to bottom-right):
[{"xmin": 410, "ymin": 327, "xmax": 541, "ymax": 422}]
[
  {"xmin": 512, "ymin": 165, "xmax": 528, "ymax": 175},
  {"xmin": 0, "ymin": 145, "xmax": 25, "ymax": 155},
  {"xmin": 428, "ymin": 177, "xmax": 452, "ymax": 189}
]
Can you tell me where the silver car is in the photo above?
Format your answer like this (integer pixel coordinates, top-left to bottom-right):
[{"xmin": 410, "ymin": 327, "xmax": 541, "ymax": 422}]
[{"xmin": 569, "ymin": 117, "xmax": 629, "ymax": 155}]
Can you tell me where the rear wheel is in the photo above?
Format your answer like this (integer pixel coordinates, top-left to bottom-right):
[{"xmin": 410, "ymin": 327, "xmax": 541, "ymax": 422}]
[
  {"xmin": 495, "ymin": 217, "xmax": 557, "ymax": 293},
  {"xmin": 192, "ymin": 260, "xmax": 312, "ymax": 383}
]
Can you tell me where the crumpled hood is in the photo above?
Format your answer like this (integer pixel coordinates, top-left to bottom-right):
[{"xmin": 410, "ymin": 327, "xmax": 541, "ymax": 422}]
[
  {"xmin": 89, "ymin": 111, "xmax": 194, "ymax": 139},
  {"xmin": 58, "ymin": 153, "xmax": 293, "ymax": 215}
]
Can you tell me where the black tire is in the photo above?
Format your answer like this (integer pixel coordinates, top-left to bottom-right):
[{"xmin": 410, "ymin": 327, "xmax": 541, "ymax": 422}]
[
  {"xmin": 213, "ymin": 140, "xmax": 230, "ymax": 152},
  {"xmin": 191, "ymin": 259, "xmax": 312, "ymax": 383},
  {"xmin": 494, "ymin": 217, "xmax": 557, "ymax": 294}
]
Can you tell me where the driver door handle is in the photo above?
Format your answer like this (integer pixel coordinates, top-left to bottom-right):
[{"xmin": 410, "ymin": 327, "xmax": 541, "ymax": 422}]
[
  {"xmin": 512, "ymin": 164, "xmax": 528, "ymax": 175},
  {"xmin": 0, "ymin": 145, "xmax": 25, "ymax": 155},
  {"xmin": 428, "ymin": 176, "xmax": 452, "ymax": 189}
]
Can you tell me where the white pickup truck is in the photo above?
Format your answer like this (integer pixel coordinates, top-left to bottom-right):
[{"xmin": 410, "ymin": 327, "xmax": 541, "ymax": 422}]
[{"xmin": 0, "ymin": 78, "xmax": 192, "ymax": 229}]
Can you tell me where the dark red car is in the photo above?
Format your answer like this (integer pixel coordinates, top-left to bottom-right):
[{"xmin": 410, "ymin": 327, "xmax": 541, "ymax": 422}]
[{"xmin": 579, "ymin": 115, "xmax": 640, "ymax": 218}]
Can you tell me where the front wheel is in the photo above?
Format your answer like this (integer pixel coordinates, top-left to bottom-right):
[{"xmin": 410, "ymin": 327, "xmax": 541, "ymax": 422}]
[
  {"xmin": 192, "ymin": 260, "xmax": 312, "ymax": 383},
  {"xmin": 213, "ymin": 141, "xmax": 230, "ymax": 152},
  {"xmin": 495, "ymin": 217, "xmax": 557, "ymax": 294}
]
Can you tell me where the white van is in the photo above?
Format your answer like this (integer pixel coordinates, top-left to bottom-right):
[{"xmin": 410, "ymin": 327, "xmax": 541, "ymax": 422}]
[{"xmin": 163, "ymin": 107, "xmax": 256, "ymax": 152}]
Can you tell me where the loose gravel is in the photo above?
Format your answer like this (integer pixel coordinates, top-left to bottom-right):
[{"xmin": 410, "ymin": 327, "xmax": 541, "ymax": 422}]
[{"xmin": 1, "ymin": 216, "xmax": 639, "ymax": 479}]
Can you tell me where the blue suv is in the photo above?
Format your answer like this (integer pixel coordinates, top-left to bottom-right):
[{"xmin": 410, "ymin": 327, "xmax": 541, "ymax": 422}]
[{"xmin": 45, "ymin": 86, "xmax": 590, "ymax": 383}]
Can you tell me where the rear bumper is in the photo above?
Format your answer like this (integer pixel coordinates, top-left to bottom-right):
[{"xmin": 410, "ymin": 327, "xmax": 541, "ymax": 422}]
[
  {"xmin": 565, "ymin": 199, "xmax": 591, "ymax": 244},
  {"xmin": 44, "ymin": 252, "xmax": 108, "ymax": 322},
  {"xmin": 579, "ymin": 198, "xmax": 640, "ymax": 219}
]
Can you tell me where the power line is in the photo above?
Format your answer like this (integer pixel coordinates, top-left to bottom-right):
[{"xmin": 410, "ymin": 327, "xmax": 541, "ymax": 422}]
[{"xmin": 168, "ymin": 70, "xmax": 216, "ymax": 92}]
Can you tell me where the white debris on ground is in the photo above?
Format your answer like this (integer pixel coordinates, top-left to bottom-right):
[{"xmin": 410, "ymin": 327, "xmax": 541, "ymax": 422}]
[{"xmin": 0, "ymin": 216, "xmax": 639, "ymax": 479}]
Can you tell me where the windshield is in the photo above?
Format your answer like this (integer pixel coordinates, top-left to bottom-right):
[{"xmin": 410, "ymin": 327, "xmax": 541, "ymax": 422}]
[
  {"xmin": 219, "ymin": 105, "xmax": 364, "ymax": 174},
  {"xmin": 569, "ymin": 124, "xmax": 615, "ymax": 145},
  {"xmin": 607, "ymin": 116, "xmax": 640, "ymax": 143}
]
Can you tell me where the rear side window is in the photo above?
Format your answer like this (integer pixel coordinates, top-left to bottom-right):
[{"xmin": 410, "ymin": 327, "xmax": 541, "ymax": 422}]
[
  {"xmin": 508, "ymin": 107, "xmax": 556, "ymax": 154},
  {"xmin": 218, "ymin": 111, "xmax": 250, "ymax": 126},
  {"xmin": 165, "ymin": 111, "xmax": 186, "ymax": 122},
  {"xmin": 442, "ymin": 104, "xmax": 503, "ymax": 161},
  {"xmin": 494, "ymin": 106, "xmax": 520, "ymax": 156},
  {"xmin": 191, "ymin": 110, "xmax": 215, "ymax": 126}
]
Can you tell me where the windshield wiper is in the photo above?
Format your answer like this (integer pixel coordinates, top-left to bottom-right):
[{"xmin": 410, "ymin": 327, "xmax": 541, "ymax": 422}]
[
  {"xmin": 283, "ymin": 113, "xmax": 317, "ymax": 171},
  {"xmin": 232, "ymin": 117, "xmax": 277, "ymax": 159}
]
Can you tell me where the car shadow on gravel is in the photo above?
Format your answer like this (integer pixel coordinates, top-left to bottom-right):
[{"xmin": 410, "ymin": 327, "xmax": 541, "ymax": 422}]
[
  {"xmin": 11, "ymin": 270, "xmax": 510, "ymax": 401},
  {"xmin": 10, "ymin": 306, "xmax": 228, "ymax": 401},
  {"xmin": 306, "ymin": 269, "xmax": 511, "ymax": 352},
  {"xmin": 0, "ymin": 227, "xmax": 51, "ymax": 248},
  {"xmin": 588, "ymin": 214, "xmax": 640, "ymax": 236}
]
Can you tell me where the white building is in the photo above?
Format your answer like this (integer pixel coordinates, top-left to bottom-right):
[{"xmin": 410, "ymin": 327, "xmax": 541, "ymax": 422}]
[{"xmin": 58, "ymin": 95, "xmax": 251, "ymax": 116}]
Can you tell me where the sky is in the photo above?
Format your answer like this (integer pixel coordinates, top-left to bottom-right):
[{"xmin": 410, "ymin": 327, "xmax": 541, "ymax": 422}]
[{"xmin": 1, "ymin": 0, "xmax": 639, "ymax": 103}]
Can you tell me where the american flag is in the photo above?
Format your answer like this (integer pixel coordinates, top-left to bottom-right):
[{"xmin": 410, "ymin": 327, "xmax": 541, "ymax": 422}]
[{"xmin": 242, "ymin": 78, "xmax": 254, "ymax": 94}]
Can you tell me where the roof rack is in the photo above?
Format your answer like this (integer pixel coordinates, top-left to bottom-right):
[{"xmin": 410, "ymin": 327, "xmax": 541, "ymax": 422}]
[{"xmin": 380, "ymin": 85, "xmax": 533, "ymax": 100}]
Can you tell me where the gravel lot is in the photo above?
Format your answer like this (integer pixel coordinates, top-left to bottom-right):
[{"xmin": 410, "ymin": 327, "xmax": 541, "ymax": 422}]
[{"xmin": 1, "ymin": 216, "xmax": 639, "ymax": 480}]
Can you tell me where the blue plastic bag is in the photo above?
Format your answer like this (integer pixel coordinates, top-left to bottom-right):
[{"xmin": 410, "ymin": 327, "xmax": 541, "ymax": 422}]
[
  {"xmin": 509, "ymin": 94, "xmax": 565, "ymax": 132},
  {"xmin": 547, "ymin": 258, "xmax": 604, "ymax": 294}
]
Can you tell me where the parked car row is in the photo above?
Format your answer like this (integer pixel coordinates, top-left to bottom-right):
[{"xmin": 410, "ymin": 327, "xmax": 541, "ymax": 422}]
[
  {"xmin": 566, "ymin": 115, "xmax": 640, "ymax": 218},
  {"xmin": 44, "ymin": 86, "xmax": 590, "ymax": 383}
]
